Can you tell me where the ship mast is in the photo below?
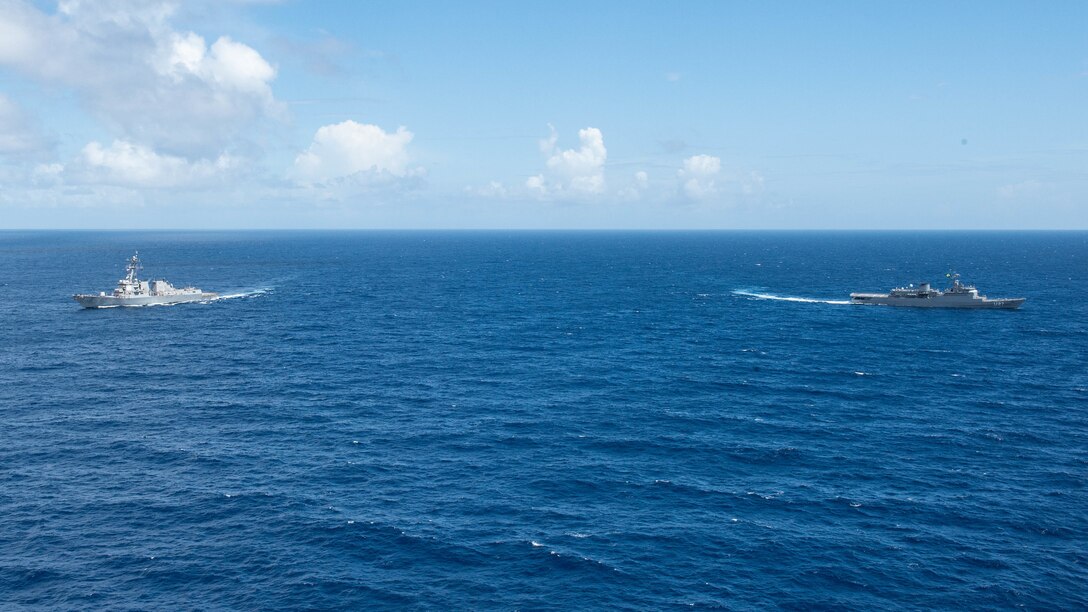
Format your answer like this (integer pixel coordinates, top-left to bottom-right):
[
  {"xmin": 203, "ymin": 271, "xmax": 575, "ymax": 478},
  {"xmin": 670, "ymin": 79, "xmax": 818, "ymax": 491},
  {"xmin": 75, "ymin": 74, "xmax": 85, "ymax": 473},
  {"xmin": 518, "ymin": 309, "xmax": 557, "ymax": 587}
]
[
  {"xmin": 125, "ymin": 252, "xmax": 141, "ymax": 284},
  {"xmin": 945, "ymin": 271, "xmax": 962, "ymax": 292}
]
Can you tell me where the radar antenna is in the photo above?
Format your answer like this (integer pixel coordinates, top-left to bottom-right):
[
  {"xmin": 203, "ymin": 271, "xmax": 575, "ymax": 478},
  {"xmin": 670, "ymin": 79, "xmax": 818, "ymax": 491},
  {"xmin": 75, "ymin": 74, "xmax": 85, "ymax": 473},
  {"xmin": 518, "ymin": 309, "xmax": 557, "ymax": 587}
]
[{"xmin": 125, "ymin": 251, "xmax": 142, "ymax": 284}]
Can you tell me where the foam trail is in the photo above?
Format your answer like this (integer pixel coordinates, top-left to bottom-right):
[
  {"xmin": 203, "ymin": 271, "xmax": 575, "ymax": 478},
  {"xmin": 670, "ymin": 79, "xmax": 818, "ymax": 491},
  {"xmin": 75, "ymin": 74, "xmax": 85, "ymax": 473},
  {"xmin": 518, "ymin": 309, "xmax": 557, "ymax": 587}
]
[
  {"xmin": 733, "ymin": 290, "xmax": 851, "ymax": 305},
  {"xmin": 209, "ymin": 287, "xmax": 272, "ymax": 301}
]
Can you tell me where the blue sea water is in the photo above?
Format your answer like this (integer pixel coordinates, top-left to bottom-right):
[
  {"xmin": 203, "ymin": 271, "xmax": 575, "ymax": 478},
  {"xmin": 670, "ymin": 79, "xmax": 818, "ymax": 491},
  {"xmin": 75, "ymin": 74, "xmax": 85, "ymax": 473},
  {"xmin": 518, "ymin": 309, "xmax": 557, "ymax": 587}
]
[{"xmin": 1, "ymin": 230, "xmax": 1086, "ymax": 610}]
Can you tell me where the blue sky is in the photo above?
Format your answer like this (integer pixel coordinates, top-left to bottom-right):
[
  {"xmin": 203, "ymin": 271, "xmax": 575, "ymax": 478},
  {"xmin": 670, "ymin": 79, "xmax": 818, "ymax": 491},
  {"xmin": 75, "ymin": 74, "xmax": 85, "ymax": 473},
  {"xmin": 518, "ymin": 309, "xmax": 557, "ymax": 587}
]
[{"xmin": 0, "ymin": 0, "xmax": 1085, "ymax": 228}]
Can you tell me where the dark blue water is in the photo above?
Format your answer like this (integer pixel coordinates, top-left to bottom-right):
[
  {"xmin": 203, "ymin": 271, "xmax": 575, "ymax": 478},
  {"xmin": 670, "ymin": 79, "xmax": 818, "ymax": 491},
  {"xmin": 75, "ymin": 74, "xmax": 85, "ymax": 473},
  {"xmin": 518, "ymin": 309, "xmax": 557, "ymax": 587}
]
[{"xmin": 1, "ymin": 231, "xmax": 1085, "ymax": 609}]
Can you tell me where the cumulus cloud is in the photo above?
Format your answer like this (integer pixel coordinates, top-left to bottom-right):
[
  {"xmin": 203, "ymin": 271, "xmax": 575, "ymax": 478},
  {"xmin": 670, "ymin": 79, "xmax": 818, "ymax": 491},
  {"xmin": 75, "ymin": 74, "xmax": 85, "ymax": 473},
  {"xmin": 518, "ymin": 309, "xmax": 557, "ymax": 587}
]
[
  {"xmin": 157, "ymin": 33, "xmax": 276, "ymax": 97},
  {"xmin": 678, "ymin": 154, "xmax": 721, "ymax": 199},
  {"xmin": 527, "ymin": 125, "xmax": 607, "ymax": 197},
  {"xmin": 525, "ymin": 174, "xmax": 546, "ymax": 195},
  {"xmin": 292, "ymin": 120, "xmax": 419, "ymax": 184},
  {"xmin": 0, "ymin": 0, "xmax": 280, "ymax": 157},
  {"xmin": 74, "ymin": 139, "xmax": 236, "ymax": 188}
]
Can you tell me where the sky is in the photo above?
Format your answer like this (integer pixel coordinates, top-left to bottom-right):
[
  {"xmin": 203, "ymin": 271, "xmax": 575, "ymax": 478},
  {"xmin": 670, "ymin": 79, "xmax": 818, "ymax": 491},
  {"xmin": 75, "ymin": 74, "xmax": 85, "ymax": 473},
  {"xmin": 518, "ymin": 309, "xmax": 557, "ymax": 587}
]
[{"xmin": 0, "ymin": 0, "xmax": 1085, "ymax": 229}]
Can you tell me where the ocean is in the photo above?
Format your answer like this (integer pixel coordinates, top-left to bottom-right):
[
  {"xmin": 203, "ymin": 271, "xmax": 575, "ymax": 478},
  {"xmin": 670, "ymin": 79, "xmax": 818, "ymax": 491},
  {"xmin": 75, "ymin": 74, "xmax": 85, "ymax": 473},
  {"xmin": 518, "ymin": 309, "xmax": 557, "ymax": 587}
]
[{"xmin": 1, "ymin": 231, "xmax": 1085, "ymax": 609}]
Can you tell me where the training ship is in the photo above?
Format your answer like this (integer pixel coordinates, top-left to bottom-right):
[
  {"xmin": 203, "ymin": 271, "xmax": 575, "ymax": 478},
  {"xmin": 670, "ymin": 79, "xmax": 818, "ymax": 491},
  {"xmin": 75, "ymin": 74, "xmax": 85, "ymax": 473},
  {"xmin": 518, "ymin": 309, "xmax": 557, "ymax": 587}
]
[
  {"xmin": 73, "ymin": 252, "xmax": 217, "ymax": 308},
  {"xmin": 850, "ymin": 273, "xmax": 1024, "ymax": 309}
]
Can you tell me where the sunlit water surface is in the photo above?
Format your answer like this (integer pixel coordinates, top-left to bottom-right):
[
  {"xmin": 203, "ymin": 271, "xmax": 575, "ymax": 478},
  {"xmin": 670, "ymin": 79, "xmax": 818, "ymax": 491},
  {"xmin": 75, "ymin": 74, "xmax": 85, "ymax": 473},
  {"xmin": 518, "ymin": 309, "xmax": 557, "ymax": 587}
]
[{"xmin": 1, "ymin": 231, "xmax": 1085, "ymax": 609}]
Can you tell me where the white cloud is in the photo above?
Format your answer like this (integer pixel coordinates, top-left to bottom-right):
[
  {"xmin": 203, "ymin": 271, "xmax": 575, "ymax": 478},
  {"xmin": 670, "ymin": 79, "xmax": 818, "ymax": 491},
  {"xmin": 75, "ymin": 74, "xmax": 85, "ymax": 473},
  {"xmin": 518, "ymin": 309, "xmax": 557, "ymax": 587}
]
[
  {"xmin": 678, "ymin": 154, "xmax": 721, "ymax": 199},
  {"xmin": 741, "ymin": 170, "xmax": 765, "ymax": 194},
  {"xmin": 0, "ymin": 94, "xmax": 48, "ymax": 156},
  {"xmin": 157, "ymin": 33, "xmax": 276, "ymax": 98},
  {"xmin": 617, "ymin": 170, "xmax": 650, "ymax": 200},
  {"xmin": 466, "ymin": 180, "xmax": 508, "ymax": 198},
  {"xmin": 75, "ymin": 139, "xmax": 236, "ymax": 187},
  {"xmin": 526, "ymin": 174, "xmax": 546, "ymax": 195},
  {"xmin": 538, "ymin": 124, "xmax": 559, "ymax": 154},
  {"xmin": 529, "ymin": 126, "xmax": 607, "ymax": 197},
  {"xmin": 32, "ymin": 162, "xmax": 64, "ymax": 184},
  {"xmin": 997, "ymin": 179, "xmax": 1048, "ymax": 199},
  {"xmin": 292, "ymin": 120, "xmax": 418, "ymax": 184},
  {"xmin": 57, "ymin": 0, "xmax": 178, "ymax": 31},
  {"xmin": 0, "ymin": 0, "xmax": 280, "ymax": 157},
  {"xmin": 0, "ymin": 5, "xmax": 38, "ymax": 66}
]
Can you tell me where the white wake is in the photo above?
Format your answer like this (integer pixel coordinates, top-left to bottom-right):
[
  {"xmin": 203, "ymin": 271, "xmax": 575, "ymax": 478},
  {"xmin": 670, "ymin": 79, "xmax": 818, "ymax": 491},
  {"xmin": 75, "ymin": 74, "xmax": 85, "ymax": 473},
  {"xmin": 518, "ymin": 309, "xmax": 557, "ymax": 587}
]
[
  {"xmin": 733, "ymin": 290, "xmax": 851, "ymax": 305},
  {"xmin": 208, "ymin": 287, "xmax": 272, "ymax": 301}
]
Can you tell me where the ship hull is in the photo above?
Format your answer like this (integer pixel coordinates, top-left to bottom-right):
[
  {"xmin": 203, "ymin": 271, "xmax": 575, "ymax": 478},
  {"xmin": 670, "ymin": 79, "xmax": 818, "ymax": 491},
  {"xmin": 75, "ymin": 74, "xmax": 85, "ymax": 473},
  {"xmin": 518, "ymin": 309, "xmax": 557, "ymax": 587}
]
[
  {"xmin": 73, "ymin": 292, "xmax": 219, "ymax": 308},
  {"xmin": 850, "ymin": 294, "xmax": 1024, "ymax": 309}
]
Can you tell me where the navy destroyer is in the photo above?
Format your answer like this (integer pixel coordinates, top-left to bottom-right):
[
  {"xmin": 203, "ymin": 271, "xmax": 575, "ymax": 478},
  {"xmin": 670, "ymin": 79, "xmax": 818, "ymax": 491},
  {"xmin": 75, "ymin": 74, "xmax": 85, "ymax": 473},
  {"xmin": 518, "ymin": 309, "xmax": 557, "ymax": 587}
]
[
  {"xmin": 73, "ymin": 252, "xmax": 217, "ymax": 308},
  {"xmin": 850, "ymin": 273, "xmax": 1024, "ymax": 309}
]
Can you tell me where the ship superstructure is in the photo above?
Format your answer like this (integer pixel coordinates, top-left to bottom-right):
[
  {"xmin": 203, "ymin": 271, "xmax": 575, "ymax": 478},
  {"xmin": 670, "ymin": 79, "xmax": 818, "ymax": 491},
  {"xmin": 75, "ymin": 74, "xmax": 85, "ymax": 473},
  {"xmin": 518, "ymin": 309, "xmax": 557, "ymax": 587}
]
[
  {"xmin": 850, "ymin": 273, "xmax": 1024, "ymax": 309},
  {"xmin": 73, "ymin": 252, "xmax": 217, "ymax": 308}
]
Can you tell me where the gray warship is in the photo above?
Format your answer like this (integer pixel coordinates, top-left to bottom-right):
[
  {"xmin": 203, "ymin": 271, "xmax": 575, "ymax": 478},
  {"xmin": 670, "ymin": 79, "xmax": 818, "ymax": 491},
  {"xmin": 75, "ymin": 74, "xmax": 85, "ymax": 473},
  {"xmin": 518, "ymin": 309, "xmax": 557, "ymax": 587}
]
[
  {"xmin": 73, "ymin": 252, "xmax": 217, "ymax": 308},
  {"xmin": 850, "ymin": 273, "xmax": 1024, "ymax": 309}
]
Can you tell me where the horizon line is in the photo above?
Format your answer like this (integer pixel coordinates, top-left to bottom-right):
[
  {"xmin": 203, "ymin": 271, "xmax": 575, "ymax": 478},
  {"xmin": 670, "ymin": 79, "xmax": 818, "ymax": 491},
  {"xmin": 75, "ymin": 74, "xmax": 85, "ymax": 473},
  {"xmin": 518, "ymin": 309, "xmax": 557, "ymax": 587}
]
[{"xmin": 2, "ymin": 227, "xmax": 1087, "ymax": 233}]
